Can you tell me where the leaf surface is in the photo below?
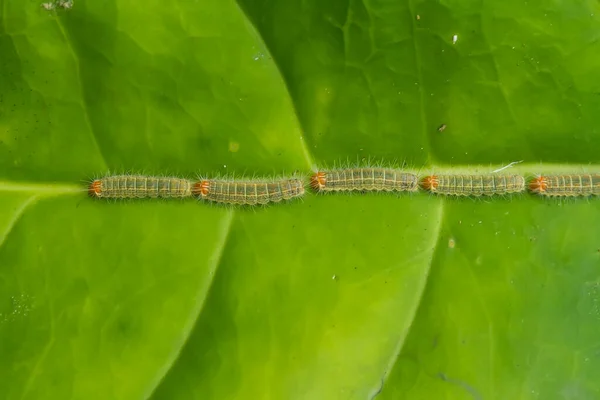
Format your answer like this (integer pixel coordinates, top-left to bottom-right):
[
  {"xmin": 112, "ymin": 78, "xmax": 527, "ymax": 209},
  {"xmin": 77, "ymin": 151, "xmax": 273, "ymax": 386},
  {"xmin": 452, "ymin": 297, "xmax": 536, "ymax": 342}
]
[{"xmin": 1, "ymin": 0, "xmax": 599, "ymax": 399}]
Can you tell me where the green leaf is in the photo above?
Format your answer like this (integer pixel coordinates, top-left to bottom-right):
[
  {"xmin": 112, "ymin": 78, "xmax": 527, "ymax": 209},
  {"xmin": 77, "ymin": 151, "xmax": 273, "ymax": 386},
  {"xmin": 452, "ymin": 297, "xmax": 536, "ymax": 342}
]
[{"xmin": 1, "ymin": 0, "xmax": 600, "ymax": 399}]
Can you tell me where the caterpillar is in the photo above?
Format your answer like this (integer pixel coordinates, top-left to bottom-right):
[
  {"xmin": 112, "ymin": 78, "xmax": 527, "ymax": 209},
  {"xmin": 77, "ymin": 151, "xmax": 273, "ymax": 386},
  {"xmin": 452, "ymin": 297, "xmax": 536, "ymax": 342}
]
[
  {"xmin": 310, "ymin": 168, "xmax": 419, "ymax": 192},
  {"xmin": 529, "ymin": 174, "xmax": 600, "ymax": 196},
  {"xmin": 192, "ymin": 178, "xmax": 305, "ymax": 205},
  {"xmin": 89, "ymin": 175, "xmax": 193, "ymax": 199},
  {"xmin": 421, "ymin": 174, "xmax": 525, "ymax": 196}
]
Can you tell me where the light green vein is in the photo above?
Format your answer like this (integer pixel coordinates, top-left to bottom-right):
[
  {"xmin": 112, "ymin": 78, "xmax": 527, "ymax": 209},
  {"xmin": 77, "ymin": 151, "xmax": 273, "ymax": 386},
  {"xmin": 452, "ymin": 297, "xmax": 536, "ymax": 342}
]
[
  {"xmin": 0, "ymin": 181, "xmax": 83, "ymax": 194},
  {"xmin": 407, "ymin": 0, "xmax": 433, "ymax": 165},
  {"xmin": 0, "ymin": 195, "xmax": 39, "ymax": 251},
  {"xmin": 143, "ymin": 208, "xmax": 235, "ymax": 400},
  {"xmin": 54, "ymin": 17, "xmax": 109, "ymax": 171},
  {"xmin": 233, "ymin": 0, "xmax": 315, "ymax": 170},
  {"xmin": 373, "ymin": 199, "xmax": 445, "ymax": 397}
]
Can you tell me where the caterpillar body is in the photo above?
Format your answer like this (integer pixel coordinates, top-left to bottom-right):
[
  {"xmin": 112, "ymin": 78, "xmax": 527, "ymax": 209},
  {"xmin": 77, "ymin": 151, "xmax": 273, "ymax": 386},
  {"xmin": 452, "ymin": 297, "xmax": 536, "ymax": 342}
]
[
  {"xmin": 529, "ymin": 174, "xmax": 600, "ymax": 197},
  {"xmin": 421, "ymin": 174, "xmax": 525, "ymax": 196},
  {"xmin": 192, "ymin": 178, "xmax": 305, "ymax": 205},
  {"xmin": 89, "ymin": 175, "xmax": 193, "ymax": 199},
  {"xmin": 310, "ymin": 168, "xmax": 419, "ymax": 192}
]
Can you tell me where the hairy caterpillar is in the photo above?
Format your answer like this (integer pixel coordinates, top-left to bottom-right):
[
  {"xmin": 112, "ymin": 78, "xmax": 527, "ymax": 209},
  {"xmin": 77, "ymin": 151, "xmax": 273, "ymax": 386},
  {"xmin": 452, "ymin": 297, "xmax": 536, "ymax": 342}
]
[
  {"xmin": 192, "ymin": 178, "xmax": 305, "ymax": 205},
  {"xmin": 529, "ymin": 174, "xmax": 600, "ymax": 196},
  {"xmin": 421, "ymin": 174, "xmax": 525, "ymax": 196},
  {"xmin": 310, "ymin": 168, "xmax": 419, "ymax": 192},
  {"xmin": 89, "ymin": 175, "xmax": 193, "ymax": 199}
]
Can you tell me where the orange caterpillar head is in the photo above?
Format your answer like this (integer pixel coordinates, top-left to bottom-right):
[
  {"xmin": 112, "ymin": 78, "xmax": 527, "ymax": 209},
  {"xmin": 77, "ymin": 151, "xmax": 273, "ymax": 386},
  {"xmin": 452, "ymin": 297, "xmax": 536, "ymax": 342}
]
[
  {"xmin": 420, "ymin": 175, "xmax": 438, "ymax": 191},
  {"xmin": 528, "ymin": 176, "xmax": 548, "ymax": 194},
  {"xmin": 310, "ymin": 172, "xmax": 327, "ymax": 191},
  {"xmin": 88, "ymin": 180, "xmax": 102, "ymax": 197},
  {"xmin": 192, "ymin": 180, "xmax": 211, "ymax": 197}
]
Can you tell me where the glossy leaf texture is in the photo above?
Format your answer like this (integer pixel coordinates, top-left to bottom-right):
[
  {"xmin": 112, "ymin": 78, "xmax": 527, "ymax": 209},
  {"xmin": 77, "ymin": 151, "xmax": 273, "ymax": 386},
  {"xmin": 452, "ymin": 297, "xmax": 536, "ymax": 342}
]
[{"xmin": 1, "ymin": 0, "xmax": 599, "ymax": 399}]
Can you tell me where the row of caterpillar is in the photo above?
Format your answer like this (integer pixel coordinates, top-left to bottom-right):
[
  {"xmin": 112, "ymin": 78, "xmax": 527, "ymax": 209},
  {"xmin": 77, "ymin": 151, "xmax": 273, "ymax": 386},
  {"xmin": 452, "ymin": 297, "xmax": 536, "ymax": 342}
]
[
  {"xmin": 88, "ymin": 170, "xmax": 600, "ymax": 205},
  {"xmin": 88, "ymin": 175, "xmax": 305, "ymax": 205},
  {"xmin": 313, "ymin": 170, "xmax": 600, "ymax": 197}
]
